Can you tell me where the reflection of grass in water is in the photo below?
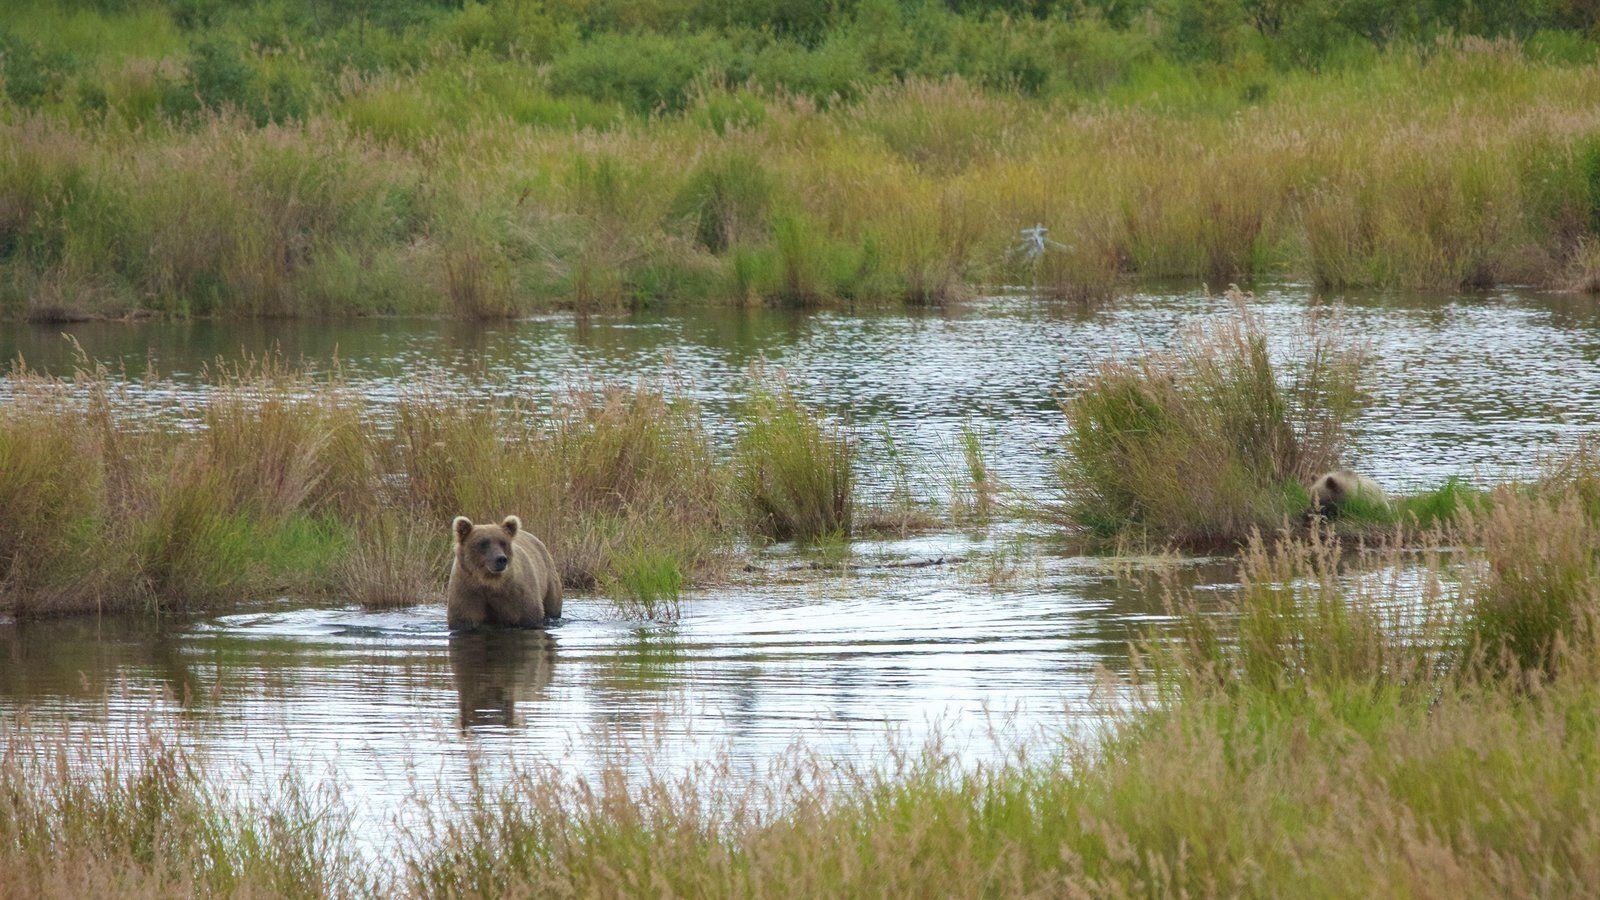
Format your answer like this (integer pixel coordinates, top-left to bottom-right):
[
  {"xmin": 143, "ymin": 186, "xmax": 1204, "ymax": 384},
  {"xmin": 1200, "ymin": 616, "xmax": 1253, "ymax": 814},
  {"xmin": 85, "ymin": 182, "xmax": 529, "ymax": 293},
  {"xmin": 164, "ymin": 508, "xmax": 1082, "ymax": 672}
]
[{"xmin": 607, "ymin": 626, "xmax": 688, "ymax": 686}]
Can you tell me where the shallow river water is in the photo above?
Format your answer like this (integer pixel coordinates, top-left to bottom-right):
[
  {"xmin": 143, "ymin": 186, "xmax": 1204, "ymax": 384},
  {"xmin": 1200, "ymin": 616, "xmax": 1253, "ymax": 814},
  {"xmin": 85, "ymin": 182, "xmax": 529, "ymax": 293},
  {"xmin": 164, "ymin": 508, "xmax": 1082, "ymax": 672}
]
[{"xmin": 3, "ymin": 284, "xmax": 1599, "ymax": 838}]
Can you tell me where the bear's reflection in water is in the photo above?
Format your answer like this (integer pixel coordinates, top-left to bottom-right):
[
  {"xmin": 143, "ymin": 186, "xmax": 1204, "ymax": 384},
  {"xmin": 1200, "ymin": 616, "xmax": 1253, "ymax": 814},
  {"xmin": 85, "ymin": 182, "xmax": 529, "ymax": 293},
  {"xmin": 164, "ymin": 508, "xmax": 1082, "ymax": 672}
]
[{"xmin": 448, "ymin": 629, "xmax": 557, "ymax": 730}]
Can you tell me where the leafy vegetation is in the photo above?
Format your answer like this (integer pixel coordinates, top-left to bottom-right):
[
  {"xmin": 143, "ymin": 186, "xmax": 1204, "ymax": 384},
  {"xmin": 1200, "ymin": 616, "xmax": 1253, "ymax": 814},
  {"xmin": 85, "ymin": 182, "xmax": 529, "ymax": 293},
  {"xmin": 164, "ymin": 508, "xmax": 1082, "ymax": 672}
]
[
  {"xmin": 1059, "ymin": 297, "xmax": 1368, "ymax": 548},
  {"xmin": 3, "ymin": 3, "xmax": 1600, "ymax": 317}
]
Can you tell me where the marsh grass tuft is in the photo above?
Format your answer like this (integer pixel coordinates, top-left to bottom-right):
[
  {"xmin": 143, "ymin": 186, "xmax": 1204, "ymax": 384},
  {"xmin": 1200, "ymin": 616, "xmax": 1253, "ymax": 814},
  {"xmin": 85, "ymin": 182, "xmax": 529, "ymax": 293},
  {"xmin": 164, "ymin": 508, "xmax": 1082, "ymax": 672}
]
[
  {"xmin": 1458, "ymin": 486, "xmax": 1600, "ymax": 680},
  {"xmin": 733, "ymin": 383, "xmax": 853, "ymax": 543},
  {"xmin": 394, "ymin": 381, "xmax": 734, "ymax": 610},
  {"xmin": 339, "ymin": 512, "xmax": 445, "ymax": 610},
  {"xmin": 1059, "ymin": 296, "xmax": 1368, "ymax": 549}
]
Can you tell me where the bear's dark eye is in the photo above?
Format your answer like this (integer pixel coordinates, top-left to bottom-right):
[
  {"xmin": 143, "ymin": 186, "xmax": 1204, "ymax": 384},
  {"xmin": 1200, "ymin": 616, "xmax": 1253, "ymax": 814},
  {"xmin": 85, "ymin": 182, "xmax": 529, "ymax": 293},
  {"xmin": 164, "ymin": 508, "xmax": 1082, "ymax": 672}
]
[{"xmin": 477, "ymin": 539, "xmax": 491, "ymax": 551}]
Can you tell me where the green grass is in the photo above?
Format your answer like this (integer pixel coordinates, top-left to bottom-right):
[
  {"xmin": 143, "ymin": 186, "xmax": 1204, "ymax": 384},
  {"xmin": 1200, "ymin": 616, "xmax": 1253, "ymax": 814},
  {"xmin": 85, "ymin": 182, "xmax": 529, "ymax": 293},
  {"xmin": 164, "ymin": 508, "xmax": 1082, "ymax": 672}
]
[
  {"xmin": 1394, "ymin": 477, "xmax": 1485, "ymax": 529},
  {"xmin": 3, "ymin": 4, "xmax": 1600, "ymax": 317},
  {"xmin": 599, "ymin": 542, "xmax": 686, "ymax": 621},
  {"xmin": 1058, "ymin": 296, "xmax": 1368, "ymax": 549},
  {"xmin": 733, "ymin": 382, "xmax": 854, "ymax": 543}
]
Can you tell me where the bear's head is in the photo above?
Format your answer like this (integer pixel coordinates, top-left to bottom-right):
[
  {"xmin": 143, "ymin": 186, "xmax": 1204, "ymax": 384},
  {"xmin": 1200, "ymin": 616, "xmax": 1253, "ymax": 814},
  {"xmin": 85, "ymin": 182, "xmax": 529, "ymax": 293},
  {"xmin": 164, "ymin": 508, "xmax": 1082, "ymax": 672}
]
[
  {"xmin": 453, "ymin": 515, "xmax": 522, "ymax": 581},
  {"xmin": 1308, "ymin": 473, "xmax": 1347, "ymax": 510}
]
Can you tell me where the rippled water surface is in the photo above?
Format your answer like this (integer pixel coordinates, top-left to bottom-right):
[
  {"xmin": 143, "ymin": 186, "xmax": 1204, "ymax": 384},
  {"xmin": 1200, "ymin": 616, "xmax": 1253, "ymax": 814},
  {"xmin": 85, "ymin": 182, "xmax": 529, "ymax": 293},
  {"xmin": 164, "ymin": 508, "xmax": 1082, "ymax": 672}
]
[{"xmin": 3, "ymin": 285, "xmax": 1599, "ymax": 833}]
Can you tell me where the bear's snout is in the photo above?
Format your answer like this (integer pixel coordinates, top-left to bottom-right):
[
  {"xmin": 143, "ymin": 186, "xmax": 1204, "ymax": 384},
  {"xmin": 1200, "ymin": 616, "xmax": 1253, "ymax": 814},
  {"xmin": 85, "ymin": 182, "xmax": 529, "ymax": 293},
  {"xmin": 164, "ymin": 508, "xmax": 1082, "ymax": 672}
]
[{"xmin": 490, "ymin": 554, "xmax": 509, "ymax": 573}]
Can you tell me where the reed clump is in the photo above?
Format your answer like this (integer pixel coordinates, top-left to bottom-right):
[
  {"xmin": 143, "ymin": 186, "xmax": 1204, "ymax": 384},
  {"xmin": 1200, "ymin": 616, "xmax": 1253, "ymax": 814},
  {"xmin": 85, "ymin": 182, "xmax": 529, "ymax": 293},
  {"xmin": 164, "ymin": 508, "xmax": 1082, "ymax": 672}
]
[
  {"xmin": 1456, "ymin": 482, "xmax": 1600, "ymax": 680},
  {"xmin": 1059, "ymin": 297, "xmax": 1368, "ymax": 549},
  {"xmin": 397, "ymin": 382, "xmax": 731, "ymax": 592},
  {"xmin": 733, "ymin": 384, "xmax": 854, "ymax": 543}
]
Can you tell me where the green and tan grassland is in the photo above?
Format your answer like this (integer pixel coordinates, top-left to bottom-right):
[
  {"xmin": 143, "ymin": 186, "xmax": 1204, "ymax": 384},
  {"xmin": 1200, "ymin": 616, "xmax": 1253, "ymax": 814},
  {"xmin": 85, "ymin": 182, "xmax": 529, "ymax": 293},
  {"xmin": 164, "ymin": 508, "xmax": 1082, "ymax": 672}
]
[{"xmin": 5, "ymin": 1, "xmax": 1600, "ymax": 318}]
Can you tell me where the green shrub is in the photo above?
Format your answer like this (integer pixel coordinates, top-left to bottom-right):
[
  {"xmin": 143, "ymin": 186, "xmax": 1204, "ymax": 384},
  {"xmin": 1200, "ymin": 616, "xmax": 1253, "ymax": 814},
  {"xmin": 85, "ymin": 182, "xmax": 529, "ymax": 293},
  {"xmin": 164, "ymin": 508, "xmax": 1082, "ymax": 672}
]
[{"xmin": 0, "ymin": 26, "xmax": 76, "ymax": 107}]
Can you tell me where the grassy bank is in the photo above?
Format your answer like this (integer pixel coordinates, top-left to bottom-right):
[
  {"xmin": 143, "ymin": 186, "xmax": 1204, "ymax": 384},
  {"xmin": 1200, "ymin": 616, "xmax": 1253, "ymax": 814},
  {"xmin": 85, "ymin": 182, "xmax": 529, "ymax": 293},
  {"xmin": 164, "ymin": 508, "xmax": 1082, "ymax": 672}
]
[
  {"xmin": 6, "ymin": 473, "xmax": 1600, "ymax": 896},
  {"xmin": 4, "ymin": 2, "xmax": 1600, "ymax": 318},
  {"xmin": 0, "ymin": 356, "xmax": 857, "ymax": 619}
]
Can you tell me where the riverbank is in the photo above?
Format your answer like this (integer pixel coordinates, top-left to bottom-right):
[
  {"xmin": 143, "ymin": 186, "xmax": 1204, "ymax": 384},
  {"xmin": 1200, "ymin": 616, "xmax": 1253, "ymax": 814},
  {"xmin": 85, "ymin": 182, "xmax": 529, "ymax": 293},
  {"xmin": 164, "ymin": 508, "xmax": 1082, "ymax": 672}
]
[{"xmin": 5, "ymin": 2, "xmax": 1600, "ymax": 318}]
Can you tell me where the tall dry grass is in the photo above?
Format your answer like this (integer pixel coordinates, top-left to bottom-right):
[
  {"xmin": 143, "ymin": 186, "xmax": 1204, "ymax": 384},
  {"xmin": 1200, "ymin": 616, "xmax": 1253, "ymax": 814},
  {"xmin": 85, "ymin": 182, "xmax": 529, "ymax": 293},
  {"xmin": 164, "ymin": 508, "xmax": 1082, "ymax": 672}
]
[
  {"xmin": 0, "ymin": 360, "xmax": 748, "ymax": 619},
  {"xmin": 6, "ymin": 42, "xmax": 1600, "ymax": 317},
  {"xmin": 396, "ymin": 382, "xmax": 731, "ymax": 593},
  {"xmin": 1456, "ymin": 483, "xmax": 1600, "ymax": 681}
]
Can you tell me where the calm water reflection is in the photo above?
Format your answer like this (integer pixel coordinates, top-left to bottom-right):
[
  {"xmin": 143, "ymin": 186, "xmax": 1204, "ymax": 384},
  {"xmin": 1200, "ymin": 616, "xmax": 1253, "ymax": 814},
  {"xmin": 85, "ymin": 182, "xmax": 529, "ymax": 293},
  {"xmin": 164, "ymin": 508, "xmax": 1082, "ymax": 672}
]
[{"xmin": 2, "ymin": 285, "xmax": 1598, "ymax": 832}]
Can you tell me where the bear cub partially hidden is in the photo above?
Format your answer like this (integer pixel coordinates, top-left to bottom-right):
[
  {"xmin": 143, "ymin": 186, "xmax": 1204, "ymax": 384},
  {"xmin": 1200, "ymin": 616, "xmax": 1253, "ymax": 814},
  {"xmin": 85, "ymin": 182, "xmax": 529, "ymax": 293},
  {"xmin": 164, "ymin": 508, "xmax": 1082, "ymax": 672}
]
[
  {"xmin": 447, "ymin": 515, "xmax": 563, "ymax": 631},
  {"xmin": 1307, "ymin": 470, "xmax": 1391, "ymax": 518}
]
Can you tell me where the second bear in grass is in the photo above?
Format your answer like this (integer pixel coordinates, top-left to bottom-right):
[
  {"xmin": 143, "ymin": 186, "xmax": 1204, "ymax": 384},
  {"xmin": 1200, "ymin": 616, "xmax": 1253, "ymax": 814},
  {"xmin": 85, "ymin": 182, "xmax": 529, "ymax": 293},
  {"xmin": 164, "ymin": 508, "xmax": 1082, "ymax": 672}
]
[
  {"xmin": 447, "ymin": 515, "xmax": 563, "ymax": 630},
  {"xmin": 1307, "ymin": 470, "xmax": 1391, "ymax": 518}
]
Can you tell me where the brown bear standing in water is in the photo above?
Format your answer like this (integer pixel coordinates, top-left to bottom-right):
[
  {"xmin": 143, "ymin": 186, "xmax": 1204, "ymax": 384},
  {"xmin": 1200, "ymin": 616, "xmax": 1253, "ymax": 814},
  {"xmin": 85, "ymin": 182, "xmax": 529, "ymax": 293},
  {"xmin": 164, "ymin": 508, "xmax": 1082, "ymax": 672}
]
[
  {"xmin": 446, "ymin": 515, "xmax": 562, "ymax": 630},
  {"xmin": 1307, "ymin": 470, "xmax": 1391, "ymax": 517}
]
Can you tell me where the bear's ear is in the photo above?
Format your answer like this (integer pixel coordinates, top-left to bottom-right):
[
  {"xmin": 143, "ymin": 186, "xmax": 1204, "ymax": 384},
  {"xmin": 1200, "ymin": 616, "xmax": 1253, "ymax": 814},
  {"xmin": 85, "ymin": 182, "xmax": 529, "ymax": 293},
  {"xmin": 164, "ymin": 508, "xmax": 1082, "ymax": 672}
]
[
  {"xmin": 501, "ymin": 515, "xmax": 521, "ymax": 537},
  {"xmin": 453, "ymin": 516, "xmax": 474, "ymax": 543}
]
